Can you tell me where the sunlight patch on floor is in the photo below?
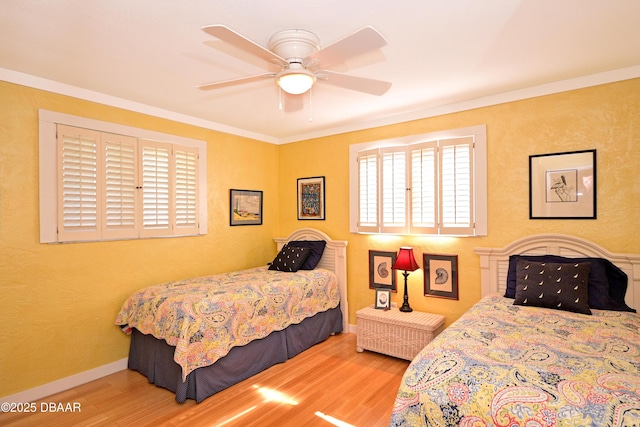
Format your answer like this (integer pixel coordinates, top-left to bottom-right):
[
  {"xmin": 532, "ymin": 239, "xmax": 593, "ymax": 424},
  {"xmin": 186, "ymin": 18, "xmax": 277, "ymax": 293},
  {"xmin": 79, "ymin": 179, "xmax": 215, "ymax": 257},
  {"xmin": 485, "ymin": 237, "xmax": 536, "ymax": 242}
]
[
  {"xmin": 254, "ymin": 384, "xmax": 299, "ymax": 405},
  {"xmin": 214, "ymin": 385, "xmax": 299, "ymax": 426},
  {"xmin": 214, "ymin": 405, "xmax": 257, "ymax": 426},
  {"xmin": 315, "ymin": 411, "xmax": 356, "ymax": 427}
]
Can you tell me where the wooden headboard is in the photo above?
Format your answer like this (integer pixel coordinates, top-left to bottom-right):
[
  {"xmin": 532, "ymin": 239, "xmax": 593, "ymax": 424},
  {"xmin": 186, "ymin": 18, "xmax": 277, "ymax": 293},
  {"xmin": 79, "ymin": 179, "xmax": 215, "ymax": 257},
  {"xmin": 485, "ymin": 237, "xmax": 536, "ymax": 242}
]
[
  {"xmin": 475, "ymin": 234, "xmax": 640, "ymax": 310},
  {"xmin": 274, "ymin": 228, "xmax": 349, "ymax": 332}
]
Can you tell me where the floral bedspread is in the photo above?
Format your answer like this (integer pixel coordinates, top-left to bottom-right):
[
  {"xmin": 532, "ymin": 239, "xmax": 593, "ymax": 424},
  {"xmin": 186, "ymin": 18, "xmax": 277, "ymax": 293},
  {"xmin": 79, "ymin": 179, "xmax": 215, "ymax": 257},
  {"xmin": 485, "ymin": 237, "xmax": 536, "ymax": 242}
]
[
  {"xmin": 115, "ymin": 266, "xmax": 340, "ymax": 379},
  {"xmin": 390, "ymin": 295, "xmax": 640, "ymax": 427}
]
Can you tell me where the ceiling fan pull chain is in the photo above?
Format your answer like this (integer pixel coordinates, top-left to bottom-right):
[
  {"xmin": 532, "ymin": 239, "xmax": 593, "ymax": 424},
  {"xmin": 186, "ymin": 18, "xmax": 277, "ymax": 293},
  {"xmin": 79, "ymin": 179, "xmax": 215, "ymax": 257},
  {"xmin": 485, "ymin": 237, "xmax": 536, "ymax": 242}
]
[
  {"xmin": 278, "ymin": 87, "xmax": 284, "ymax": 111},
  {"xmin": 308, "ymin": 88, "xmax": 313, "ymax": 122}
]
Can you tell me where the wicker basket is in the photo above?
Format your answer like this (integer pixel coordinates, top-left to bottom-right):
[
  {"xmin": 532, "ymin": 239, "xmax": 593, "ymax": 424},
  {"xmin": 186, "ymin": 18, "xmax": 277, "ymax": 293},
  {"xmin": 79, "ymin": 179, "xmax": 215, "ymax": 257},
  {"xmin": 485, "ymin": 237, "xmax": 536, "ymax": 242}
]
[{"xmin": 356, "ymin": 306, "xmax": 445, "ymax": 360}]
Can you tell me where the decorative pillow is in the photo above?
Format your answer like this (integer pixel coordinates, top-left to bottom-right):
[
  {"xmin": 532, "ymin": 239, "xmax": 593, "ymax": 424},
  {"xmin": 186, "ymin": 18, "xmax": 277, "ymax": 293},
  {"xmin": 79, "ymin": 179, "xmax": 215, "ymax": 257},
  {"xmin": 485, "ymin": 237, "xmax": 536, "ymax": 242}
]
[
  {"xmin": 268, "ymin": 245, "xmax": 311, "ymax": 272},
  {"xmin": 286, "ymin": 240, "xmax": 326, "ymax": 270},
  {"xmin": 602, "ymin": 260, "xmax": 635, "ymax": 312},
  {"xmin": 505, "ymin": 255, "xmax": 636, "ymax": 312},
  {"xmin": 513, "ymin": 260, "xmax": 592, "ymax": 315}
]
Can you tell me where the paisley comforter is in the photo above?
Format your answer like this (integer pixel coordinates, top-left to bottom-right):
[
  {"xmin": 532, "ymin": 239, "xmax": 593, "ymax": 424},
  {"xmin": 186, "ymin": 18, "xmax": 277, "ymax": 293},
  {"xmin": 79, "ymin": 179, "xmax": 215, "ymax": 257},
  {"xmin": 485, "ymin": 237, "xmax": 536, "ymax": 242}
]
[
  {"xmin": 390, "ymin": 295, "xmax": 640, "ymax": 427},
  {"xmin": 116, "ymin": 266, "xmax": 340, "ymax": 379}
]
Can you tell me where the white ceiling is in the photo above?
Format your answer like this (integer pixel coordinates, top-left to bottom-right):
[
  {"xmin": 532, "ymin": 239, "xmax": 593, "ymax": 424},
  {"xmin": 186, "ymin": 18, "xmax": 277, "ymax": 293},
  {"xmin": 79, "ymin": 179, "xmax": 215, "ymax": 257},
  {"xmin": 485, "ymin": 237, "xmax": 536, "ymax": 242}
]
[{"xmin": 1, "ymin": 0, "xmax": 639, "ymax": 144}]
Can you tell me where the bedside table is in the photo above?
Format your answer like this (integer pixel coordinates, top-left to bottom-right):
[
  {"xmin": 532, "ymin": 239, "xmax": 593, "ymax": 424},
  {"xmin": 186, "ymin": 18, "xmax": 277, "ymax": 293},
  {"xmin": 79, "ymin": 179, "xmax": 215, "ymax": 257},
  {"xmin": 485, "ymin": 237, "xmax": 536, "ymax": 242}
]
[{"xmin": 356, "ymin": 306, "xmax": 445, "ymax": 360}]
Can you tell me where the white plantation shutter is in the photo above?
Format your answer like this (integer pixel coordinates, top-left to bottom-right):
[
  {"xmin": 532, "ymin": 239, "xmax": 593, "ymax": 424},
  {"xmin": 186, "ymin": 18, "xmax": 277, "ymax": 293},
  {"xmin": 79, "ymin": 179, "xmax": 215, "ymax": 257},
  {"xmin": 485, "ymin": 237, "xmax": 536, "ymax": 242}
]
[
  {"xmin": 410, "ymin": 142, "xmax": 437, "ymax": 234},
  {"xmin": 57, "ymin": 125, "xmax": 101, "ymax": 241},
  {"xmin": 140, "ymin": 141, "xmax": 172, "ymax": 237},
  {"xmin": 174, "ymin": 147, "xmax": 199, "ymax": 233},
  {"xmin": 41, "ymin": 112, "xmax": 207, "ymax": 243},
  {"xmin": 102, "ymin": 133, "xmax": 137, "ymax": 239},
  {"xmin": 351, "ymin": 126, "xmax": 485, "ymax": 236},
  {"xmin": 50, "ymin": 123, "xmax": 204, "ymax": 242},
  {"xmin": 440, "ymin": 137, "xmax": 474, "ymax": 235},
  {"xmin": 381, "ymin": 148, "xmax": 408, "ymax": 233},
  {"xmin": 357, "ymin": 150, "xmax": 379, "ymax": 232}
]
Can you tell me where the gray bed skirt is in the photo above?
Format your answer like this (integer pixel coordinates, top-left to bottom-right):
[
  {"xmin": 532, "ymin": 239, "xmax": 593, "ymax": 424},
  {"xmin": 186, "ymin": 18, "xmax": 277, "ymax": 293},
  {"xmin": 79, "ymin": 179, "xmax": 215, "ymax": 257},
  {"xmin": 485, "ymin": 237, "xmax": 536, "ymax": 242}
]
[{"xmin": 127, "ymin": 305, "xmax": 343, "ymax": 402}]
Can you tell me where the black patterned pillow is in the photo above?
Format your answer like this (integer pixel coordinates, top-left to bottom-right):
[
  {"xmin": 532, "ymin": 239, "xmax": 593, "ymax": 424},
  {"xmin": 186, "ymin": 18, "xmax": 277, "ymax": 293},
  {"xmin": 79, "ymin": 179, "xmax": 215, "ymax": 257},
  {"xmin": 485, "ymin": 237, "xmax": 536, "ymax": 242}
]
[
  {"xmin": 268, "ymin": 244, "xmax": 311, "ymax": 272},
  {"xmin": 286, "ymin": 240, "xmax": 326, "ymax": 270},
  {"xmin": 514, "ymin": 259, "xmax": 592, "ymax": 315}
]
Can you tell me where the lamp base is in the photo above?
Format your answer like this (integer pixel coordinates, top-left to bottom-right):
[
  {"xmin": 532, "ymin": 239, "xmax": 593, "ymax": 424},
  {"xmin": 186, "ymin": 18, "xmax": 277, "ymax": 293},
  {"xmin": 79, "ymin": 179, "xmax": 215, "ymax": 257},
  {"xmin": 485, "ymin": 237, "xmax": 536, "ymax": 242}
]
[
  {"xmin": 399, "ymin": 270, "xmax": 412, "ymax": 312},
  {"xmin": 399, "ymin": 303, "xmax": 413, "ymax": 312}
]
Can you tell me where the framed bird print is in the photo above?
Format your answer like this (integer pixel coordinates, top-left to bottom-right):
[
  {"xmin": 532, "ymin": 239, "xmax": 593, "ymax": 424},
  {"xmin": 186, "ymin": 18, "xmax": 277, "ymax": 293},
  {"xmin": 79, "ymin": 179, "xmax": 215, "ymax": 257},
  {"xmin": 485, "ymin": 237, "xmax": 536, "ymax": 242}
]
[{"xmin": 529, "ymin": 149, "xmax": 596, "ymax": 219}]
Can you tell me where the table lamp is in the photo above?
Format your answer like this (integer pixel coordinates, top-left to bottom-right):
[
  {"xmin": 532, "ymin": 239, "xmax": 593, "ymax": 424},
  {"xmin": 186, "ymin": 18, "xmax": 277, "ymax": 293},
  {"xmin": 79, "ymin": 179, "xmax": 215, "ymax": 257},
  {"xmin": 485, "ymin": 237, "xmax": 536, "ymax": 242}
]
[{"xmin": 392, "ymin": 247, "xmax": 419, "ymax": 312}]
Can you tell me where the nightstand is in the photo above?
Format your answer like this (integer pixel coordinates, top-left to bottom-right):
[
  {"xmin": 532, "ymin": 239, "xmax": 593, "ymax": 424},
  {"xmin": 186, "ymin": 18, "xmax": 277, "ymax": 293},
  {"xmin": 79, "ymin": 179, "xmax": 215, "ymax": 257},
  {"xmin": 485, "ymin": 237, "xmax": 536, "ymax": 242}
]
[{"xmin": 356, "ymin": 306, "xmax": 445, "ymax": 360}]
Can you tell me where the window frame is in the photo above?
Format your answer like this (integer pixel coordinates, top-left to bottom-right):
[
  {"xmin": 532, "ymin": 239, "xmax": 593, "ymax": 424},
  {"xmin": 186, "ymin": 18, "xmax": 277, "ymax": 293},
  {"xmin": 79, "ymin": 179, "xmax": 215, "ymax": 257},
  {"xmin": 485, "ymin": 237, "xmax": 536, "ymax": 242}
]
[
  {"xmin": 40, "ymin": 109, "xmax": 208, "ymax": 243},
  {"xmin": 349, "ymin": 124, "xmax": 487, "ymax": 236}
]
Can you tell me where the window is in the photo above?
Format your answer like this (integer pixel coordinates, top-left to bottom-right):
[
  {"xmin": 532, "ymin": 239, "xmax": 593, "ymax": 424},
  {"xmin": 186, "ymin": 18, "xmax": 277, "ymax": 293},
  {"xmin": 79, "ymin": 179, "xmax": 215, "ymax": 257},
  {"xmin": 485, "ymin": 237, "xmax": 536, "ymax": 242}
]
[
  {"xmin": 349, "ymin": 125, "xmax": 487, "ymax": 236},
  {"xmin": 40, "ymin": 110, "xmax": 207, "ymax": 243}
]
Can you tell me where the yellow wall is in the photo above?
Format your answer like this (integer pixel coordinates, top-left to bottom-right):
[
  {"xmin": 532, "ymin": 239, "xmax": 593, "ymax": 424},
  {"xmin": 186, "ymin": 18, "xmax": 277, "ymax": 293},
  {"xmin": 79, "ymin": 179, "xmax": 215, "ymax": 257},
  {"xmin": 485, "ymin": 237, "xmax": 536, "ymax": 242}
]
[
  {"xmin": 1, "ymin": 77, "xmax": 639, "ymax": 397},
  {"xmin": 278, "ymin": 78, "xmax": 640, "ymax": 327},
  {"xmin": 0, "ymin": 81, "xmax": 280, "ymax": 396}
]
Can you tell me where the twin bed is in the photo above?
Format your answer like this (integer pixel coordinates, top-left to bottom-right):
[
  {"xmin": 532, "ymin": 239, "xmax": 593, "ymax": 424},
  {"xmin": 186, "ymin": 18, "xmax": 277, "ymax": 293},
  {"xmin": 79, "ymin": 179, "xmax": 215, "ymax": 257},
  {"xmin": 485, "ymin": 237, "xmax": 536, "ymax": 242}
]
[
  {"xmin": 390, "ymin": 234, "xmax": 640, "ymax": 426},
  {"xmin": 116, "ymin": 228, "xmax": 347, "ymax": 403}
]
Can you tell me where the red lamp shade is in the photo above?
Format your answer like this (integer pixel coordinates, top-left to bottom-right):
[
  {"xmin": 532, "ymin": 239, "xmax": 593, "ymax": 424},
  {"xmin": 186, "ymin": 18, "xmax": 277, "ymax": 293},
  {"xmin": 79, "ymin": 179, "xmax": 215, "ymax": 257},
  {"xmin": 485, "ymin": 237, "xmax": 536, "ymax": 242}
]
[{"xmin": 392, "ymin": 247, "xmax": 419, "ymax": 271}]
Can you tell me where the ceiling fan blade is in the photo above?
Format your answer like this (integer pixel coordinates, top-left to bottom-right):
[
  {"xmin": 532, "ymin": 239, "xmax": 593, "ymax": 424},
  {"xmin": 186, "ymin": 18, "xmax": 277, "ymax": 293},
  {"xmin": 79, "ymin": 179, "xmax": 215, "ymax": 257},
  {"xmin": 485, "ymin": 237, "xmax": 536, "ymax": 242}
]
[
  {"xmin": 307, "ymin": 26, "xmax": 387, "ymax": 69},
  {"xmin": 198, "ymin": 73, "xmax": 275, "ymax": 90},
  {"xmin": 320, "ymin": 70, "xmax": 391, "ymax": 96},
  {"xmin": 202, "ymin": 25, "xmax": 286, "ymax": 65}
]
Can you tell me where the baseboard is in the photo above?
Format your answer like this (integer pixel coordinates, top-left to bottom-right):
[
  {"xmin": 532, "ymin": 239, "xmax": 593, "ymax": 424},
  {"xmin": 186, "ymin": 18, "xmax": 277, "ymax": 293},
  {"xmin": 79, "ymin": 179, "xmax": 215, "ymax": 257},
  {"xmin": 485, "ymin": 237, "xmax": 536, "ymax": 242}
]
[{"xmin": 1, "ymin": 358, "xmax": 128, "ymax": 403}]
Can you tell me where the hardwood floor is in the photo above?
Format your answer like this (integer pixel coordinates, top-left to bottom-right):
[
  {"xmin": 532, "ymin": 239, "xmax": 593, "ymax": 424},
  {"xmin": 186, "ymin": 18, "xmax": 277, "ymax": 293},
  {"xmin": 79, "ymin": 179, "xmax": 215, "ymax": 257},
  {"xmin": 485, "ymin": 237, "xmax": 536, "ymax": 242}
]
[{"xmin": 1, "ymin": 333, "xmax": 409, "ymax": 427}]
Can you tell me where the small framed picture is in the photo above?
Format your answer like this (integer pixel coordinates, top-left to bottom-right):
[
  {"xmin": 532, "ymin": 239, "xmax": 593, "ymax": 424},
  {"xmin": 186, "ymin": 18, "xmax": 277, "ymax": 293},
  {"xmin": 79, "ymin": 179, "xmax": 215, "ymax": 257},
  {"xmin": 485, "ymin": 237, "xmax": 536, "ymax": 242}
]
[
  {"xmin": 369, "ymin": 250, "xmax": 397, "ymax": 291},
  {"xmin": 297, "ymin": 176, "xmax": 325, "ymax": 220},
  {"xmin": 375, "ymin": 288, "xmax": 391, "ymax": 310},
  {"xmin": 230, "ymin": 189, "xmax": 263, "ymax": 226},
  {"xmin": 423, "ymin": 254, "xmax": 458, "ymax": 300}
]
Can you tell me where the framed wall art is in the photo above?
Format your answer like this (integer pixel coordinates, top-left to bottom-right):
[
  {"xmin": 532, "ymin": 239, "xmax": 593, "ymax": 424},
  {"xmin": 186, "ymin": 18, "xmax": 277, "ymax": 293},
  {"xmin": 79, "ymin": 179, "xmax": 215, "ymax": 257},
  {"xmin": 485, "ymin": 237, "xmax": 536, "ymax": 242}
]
[
  {"xmin": 369, "ymin": 250, "xmax": 397, "ymax": 291},
  {"xmin": 375, "ymin": 288, "xmax": 391, "ymax": 310},
  {"xmin": 423, "ymin": 254, "xmax": 458, "ymax": 300},
  {"xmin": 297, "ymin": 176, "xmax": 325, "ymax": 220},
  {"xmin": 529, "ymin": 149, "xmax": 596, "ymax": 219},
  {"xmin": 230, "ymin": 189, "xmax": 263, "ymax": 226}
]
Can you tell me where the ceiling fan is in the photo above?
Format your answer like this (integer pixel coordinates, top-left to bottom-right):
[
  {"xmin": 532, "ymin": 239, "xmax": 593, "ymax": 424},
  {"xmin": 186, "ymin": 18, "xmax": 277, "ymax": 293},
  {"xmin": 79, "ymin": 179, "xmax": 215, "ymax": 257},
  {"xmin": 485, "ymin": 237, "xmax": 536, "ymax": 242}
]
[{"xmin": 198, "ymin": 25, "xmax": 392, "ymax": 100}]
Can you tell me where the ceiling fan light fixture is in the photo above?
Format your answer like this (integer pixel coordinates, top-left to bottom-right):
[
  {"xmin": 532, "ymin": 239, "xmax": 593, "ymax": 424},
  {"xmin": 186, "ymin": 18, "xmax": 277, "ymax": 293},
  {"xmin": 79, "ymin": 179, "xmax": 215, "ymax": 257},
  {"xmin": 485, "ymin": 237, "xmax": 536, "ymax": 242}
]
[
  {"xmin": 276, "ymin": 68, "xmax": 316, "ymax": 95},
  {"xmin": 200, "ymin": 25, "xmax": 391, "ymax": 98}
]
